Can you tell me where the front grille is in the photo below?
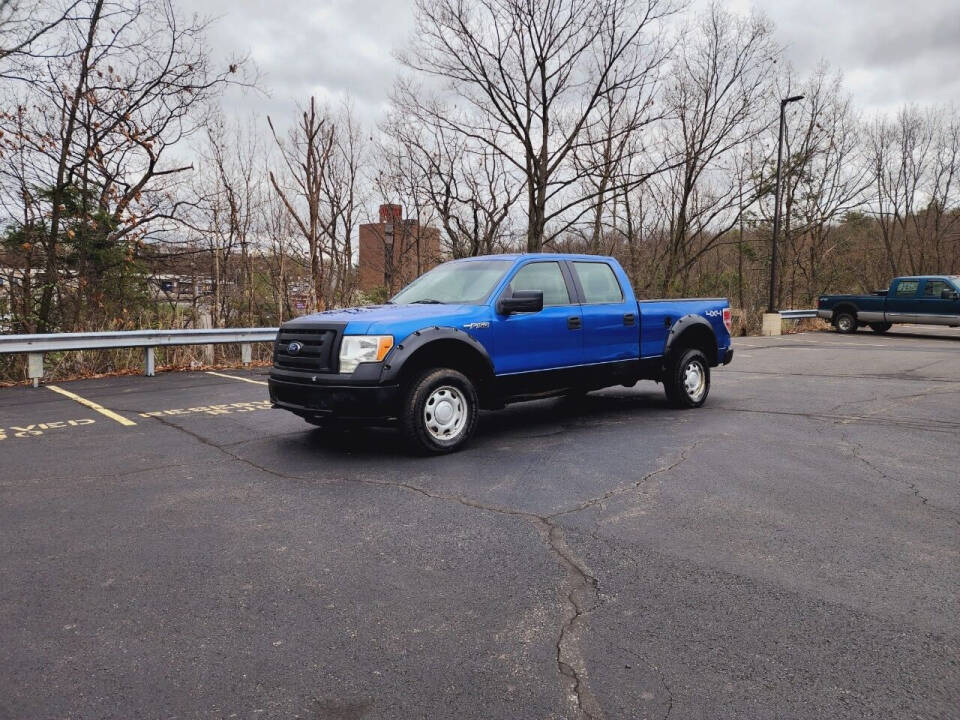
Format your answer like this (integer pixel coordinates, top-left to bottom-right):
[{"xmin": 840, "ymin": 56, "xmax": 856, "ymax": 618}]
[{"xmin": 273, "ymin": 326, "xmax": 340, "ymax": 372}]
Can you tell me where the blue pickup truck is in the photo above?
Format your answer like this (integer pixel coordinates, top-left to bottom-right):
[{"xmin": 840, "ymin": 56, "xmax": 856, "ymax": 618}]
[
  {"xmin": 268, "ymin": 254, "xmax": 733, "ymax": 453},
  {"xmin": 817, "ymin": 276, "xmax": 960, "ymax": 334}
]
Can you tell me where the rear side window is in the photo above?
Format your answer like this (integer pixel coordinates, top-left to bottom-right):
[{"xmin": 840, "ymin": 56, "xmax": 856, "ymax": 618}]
[
  {"xmin": 894, "ymin": 280, "xmax": 919, "ymax": 297},
  {"xmin": 573, "ymin": 262, "xmax": 623, "ymax": 304},
  {"xmin": 508, "ymin": 262, "xmax": 570, "ymax": 306},
  {"xmin": 924, "ymin": 280, "xmax": 949, "ymax": 297}
]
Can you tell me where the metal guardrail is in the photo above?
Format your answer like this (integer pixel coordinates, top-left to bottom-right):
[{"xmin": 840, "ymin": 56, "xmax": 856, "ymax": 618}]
[
  {"xmin": 0, "ymin": 327, "xmax": 278, "ymax": 387},
  {"xmin": 779, "ymin": 309, "xmax": 817, "ymax": 319}
]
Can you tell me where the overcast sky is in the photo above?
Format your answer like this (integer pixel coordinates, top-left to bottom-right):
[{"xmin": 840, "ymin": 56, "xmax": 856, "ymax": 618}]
[{"xmin": 197, "ymin": 0, "xmax": 960, "ymax": 126}]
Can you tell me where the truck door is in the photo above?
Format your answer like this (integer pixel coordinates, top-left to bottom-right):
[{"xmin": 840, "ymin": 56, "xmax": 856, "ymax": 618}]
[
  {"xmin": 491, "ymin": 260, "xmax": 582, "ymax": 375},
  {"xmin": 917, "ymin": 278, "xmax": 960, "ymax": 325},
  {"xmin": 887, "ymin": 278, "xmax": 921, "ymax": 322},
  {"xmin": 568, "ymin": 260, "xmax": 639, "ymax": 365}
]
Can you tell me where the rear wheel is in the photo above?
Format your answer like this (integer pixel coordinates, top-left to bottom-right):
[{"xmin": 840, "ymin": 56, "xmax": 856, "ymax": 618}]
[
  {"xmin": 869, "ymin": 322, "xmax": 892, "ymax": 334},
  {"xmin": 401, "ymin": 368, "xmax": 479, "ymax": 454},
  {"xmin": 835, "ymin": 311, "xmax": 857, "ymax": 334},
  {"xmin": 664, "ymin": 348, "xmax": 710, "ymax": 409}
]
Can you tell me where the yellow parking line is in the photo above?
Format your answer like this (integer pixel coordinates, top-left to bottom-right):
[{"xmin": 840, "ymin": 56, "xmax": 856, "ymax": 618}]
[
  {"xmin": 45, "ymin": 385, "xmax": 137, "ymax": 426},
  {"xmin": 206, "ymin": 371, "xmax": 268, "ymax": 386}
]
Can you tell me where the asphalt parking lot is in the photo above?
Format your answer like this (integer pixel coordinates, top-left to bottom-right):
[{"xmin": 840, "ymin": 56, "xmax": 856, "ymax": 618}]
[{"xmin": 1, "ymin": 326, "xmax": 958, "ymax": 719}]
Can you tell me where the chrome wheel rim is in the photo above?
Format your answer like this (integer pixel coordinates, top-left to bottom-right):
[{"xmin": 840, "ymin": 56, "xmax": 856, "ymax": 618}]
[
  {"xmin": 838, "ymin": 316, "xmax": 853, "ymax": 331},
  {"xmin": 424, "ymin": 385, "xmax": 468, "ymax": 441},
  {"xmin": 683, "ymin": 361, "xmax": 706, "ymax": 402}
]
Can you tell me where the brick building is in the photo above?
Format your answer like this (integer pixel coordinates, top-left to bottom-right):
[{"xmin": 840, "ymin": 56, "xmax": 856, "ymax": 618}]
[{"xmin": 358, "ymin": 204, "xmax": 441, "ymax": 294}]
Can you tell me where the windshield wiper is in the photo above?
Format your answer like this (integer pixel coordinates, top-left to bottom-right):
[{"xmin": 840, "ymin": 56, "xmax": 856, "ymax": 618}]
[{"xmin": 410, "ymin": 299, "xmax": 444, "ymax": 304}]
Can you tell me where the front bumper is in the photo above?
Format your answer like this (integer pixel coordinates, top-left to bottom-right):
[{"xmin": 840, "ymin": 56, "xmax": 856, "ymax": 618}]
[
  {"xmin": 268, "ymin": 375, "xmax": 401, "ymax": 422},
  {"xmin": 722, "ymin": 347, "xmax": 734, "ymax": 365}
]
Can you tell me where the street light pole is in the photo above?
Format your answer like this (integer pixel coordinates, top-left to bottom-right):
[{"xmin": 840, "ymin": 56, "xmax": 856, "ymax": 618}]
[{"xmin": 767, "ymin": 94, "xmax": 804, "ymax": 313}]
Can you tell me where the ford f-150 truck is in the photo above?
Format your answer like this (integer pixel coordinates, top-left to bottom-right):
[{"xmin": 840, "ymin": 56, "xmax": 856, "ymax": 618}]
[
  {"xmin": 817, "ymin": 276, "xmax": 960, "ymax": 333},
  {"xmin": 268, "ymin": 253, "xmax": 733, "ymax": 453}
]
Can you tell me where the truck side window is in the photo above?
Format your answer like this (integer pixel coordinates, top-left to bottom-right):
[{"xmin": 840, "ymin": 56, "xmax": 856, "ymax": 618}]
[
  {"xmin": 894, "ymin": 280, "xmax": 919, "ymax": 297},
  {"xmin": 924, "ymin": 280, "xmax": 949, "ymax": 297},
  {"xmin": 508, "ymin": 262, "xmax": 570, "ymax": 306},
  {"xmin": 573, "ymin": 262, "xmax": 624, "ymax": 304}
]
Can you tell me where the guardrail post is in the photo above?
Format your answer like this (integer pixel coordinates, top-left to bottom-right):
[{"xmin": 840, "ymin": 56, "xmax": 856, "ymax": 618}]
[
  {"xmin": 144, "ymin": 347, "xmax": 155, "ymax": 377},
  {"xmin": 761, "ymin": 313, "xmax": 782, "ymax": 336},
  {"xmin": 241, "ymin": 343, "xmax": 252, "ymax": 366},
  {"xmin": 27, "ymin": 352, "xmax": 43, "ymax": 388}
]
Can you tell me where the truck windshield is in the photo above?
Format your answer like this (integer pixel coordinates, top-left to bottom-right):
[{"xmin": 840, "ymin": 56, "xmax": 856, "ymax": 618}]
[{"xmin": 391, "ymin": 260, "xmax": 513, "ymax": 305}]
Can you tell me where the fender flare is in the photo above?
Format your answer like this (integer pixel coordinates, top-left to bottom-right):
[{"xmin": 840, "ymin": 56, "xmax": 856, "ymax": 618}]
[
  {"xmin": 831, "ymin": 302, "xmax": 859, "ymax": 318},
  {"xmin": 663, "ymin": 314, "xmax": 718, "ymax": 364},
  {"xmin": 378, "ymin": 326, "xmax": 496, "ymax": 385}
]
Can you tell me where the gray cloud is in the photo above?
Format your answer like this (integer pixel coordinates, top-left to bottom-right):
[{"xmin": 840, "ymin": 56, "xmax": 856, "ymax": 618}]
[
  {"xmin": 199, "ymin": 0, "xmax": 416, "ymax": 127},
  {"xmin": 193, "ymin": 0, "xmax": 959, "ymax": 125},
  {"xmin": 737, "ymin": 0, "xmax": 960, "ymax": 114}
]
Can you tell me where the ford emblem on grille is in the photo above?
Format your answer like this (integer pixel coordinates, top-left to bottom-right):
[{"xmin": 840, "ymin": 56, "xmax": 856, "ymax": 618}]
[{"xmin": 287, "ymin": 341, "xmax": 303, "ymax": 355}]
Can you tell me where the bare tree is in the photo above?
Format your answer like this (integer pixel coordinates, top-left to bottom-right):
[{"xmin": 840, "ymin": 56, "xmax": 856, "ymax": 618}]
[
  {"xmin": 367, "ymin": 136, "xmax": 440, "ymax": 294},
  {"xmin": 268, "ymin": 97, "xmax": 336, "ymax": 311},
  {"xmin": 323, "ymin": 103, "xmax": 365, "ymax": 306},
  {"xmin": 0, "ymin": 0, "xmax": 82, "ymax": 75},
  {"xmin": 769, "ymin": 66, "xmax": 870, "ymax": 305},
  {"xmin": 190, "ymin": 114, "xmax": 264, "ymax": 328},
  {"xmin": 870, "ymin": 105, "xmax": 960, "ymax": 277},
  {"xmin": 383, "ymin": 101, "xmax": 521, "ymax": 258},
  {"xmin": 399, "ymin": 0, "xmax": 672, "ymax": 251},
  {"xmin": 0, "ymin": 0, "xmax": 247, "ymax": 331},
  {"xmin": 651, "ymin": 3, "xmax": 779, "ymax": 294}
]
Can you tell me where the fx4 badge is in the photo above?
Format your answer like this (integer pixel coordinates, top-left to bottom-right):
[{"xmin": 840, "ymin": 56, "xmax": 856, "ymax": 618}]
[
  {"xmin": 704, "ymin": 310, "xmax": 721, "ymax": 318},
  {"xmin": 462, "ymin": 322, "xmax": 490, "ymax": 330}
]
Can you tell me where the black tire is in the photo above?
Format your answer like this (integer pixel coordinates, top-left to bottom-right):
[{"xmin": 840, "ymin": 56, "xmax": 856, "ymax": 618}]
[
  {"xmin": 834, "ymin": 311, "xmax": 857, "ymax": 334},
  {"xmin": 869, "ymin": 322, "xmax": 892, "ymax": 334},
  {"xmin": 400, "ymin": 368, "xmax": 479, "ymax": 454},
  {"xmin": 664, "ymin": 348, "xmax": 710, "ymax": 409}
]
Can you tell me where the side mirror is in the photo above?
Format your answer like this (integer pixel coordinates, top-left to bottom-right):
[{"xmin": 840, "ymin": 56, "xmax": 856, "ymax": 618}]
[
  {"xmin": 497, "ymin": 290, "xmax": 544, "ymax": 315},
  {"xmin": 940, "ymin": 288, "xmax": 960, "ymax": 300}
]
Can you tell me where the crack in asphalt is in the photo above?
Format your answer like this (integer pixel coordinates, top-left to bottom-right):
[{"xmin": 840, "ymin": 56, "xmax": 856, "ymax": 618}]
[
  {"xmin": 136, "ymin": 408, "xmax": 704, "ymax": 720},
  {"xmin": 0, "ymin": 458, "xmax": 226, "ymax": 487},
  {"xmin": 825, "ymin": 386, "xmax": 960, "ymax": 422},
  {"xmin": 613, "ymin": 640, "xmax": 674, "ymax": 720},
  {"xmin": 704, "ymin": 404, "xmax": 960, "ymax": 434},
  {"xmin": 838, "ymin": 428, "xmax": 931, "ymax": 507},
  {"xmin": 804, "ymin": 417, "xmax": 960, "ymax": 526},
  {"xmin": 552, "ymin": 441, "xmax": 703, "ymax": 521},
  {"xmin": 725, "ymin": 368, "xmax": 960, "ymax": 383}
]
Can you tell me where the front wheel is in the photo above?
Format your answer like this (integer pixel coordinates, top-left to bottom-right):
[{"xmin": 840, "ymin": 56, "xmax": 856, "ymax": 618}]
[
  {"xmin": 400, "ymin": 368, "xmax": 479, "ymax": 454},
  {"xmin": 869, "ymin": 322, "xmax": 892, "ymax": 334},
  {"xmin": 664, "ymin": 349, "xmax": 710, "ymax": 409}
]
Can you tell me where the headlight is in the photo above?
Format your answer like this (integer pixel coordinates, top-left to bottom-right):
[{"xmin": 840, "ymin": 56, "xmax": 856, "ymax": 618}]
[{"xmin": 338, "ymin": 335, "xmax": 394, "ymax": 374}]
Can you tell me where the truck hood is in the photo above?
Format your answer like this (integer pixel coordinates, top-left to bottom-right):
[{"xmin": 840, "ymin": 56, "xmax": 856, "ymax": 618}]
[{"xmin": 284, "ymin": 303, "xmax": 489, "ymax": 338}]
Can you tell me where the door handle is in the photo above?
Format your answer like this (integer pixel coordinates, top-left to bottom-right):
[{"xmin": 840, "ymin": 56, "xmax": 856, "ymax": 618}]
[
  {"xmin": 623, "ymin": 313, "xmax": 636, "ymax": 326},
  {"xmin": 567, "ymin": 316, "xmax": 582, "ymax": 330}
]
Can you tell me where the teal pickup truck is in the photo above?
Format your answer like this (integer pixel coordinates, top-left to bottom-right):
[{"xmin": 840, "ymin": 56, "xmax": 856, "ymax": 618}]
[{"xmin": 817, "ymin": 276, "xmax": 960, "ymax": 333}]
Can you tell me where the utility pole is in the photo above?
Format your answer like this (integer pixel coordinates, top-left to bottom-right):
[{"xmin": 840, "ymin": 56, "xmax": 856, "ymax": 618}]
[{"xmin": 767, "ymin": 94, "xmax": 804, "ymax": 313}]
